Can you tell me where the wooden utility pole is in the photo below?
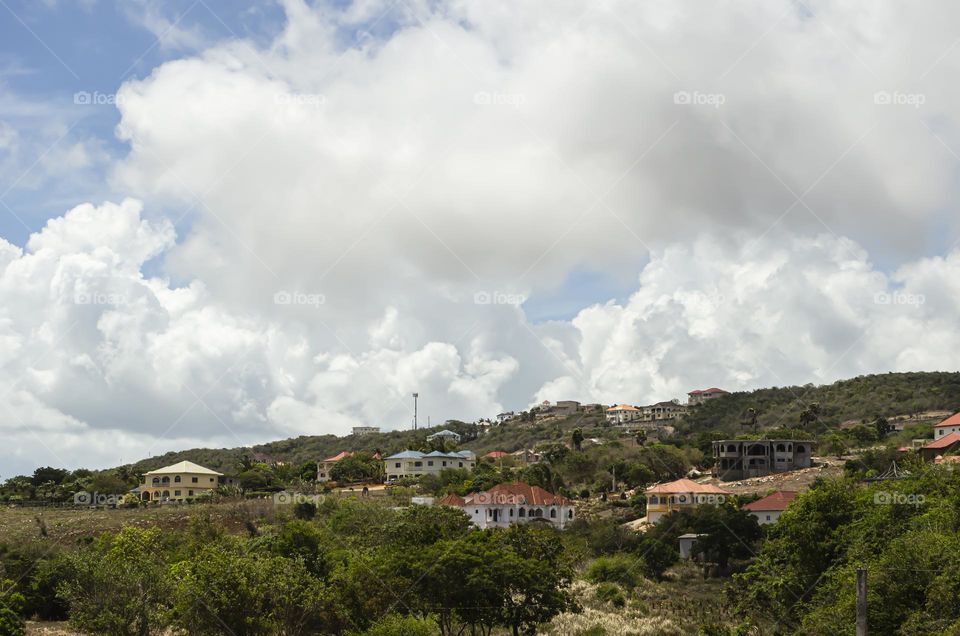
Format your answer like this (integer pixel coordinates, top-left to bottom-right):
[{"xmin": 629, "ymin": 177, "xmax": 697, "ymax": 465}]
[{"xmin": 856, "ymin": 568, "xmax": 868, "ymax": 636}]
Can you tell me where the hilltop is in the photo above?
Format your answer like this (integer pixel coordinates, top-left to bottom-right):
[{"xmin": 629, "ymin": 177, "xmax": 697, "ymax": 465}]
[{"xmin": 120, "ymin": 371, "xmax": 960, "ymax": 476}]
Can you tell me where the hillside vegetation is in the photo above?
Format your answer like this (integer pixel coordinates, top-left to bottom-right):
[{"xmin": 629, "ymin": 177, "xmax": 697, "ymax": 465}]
[{"xmin": 681, "ymin": 371, "xmax": 960, "ymax": 434}]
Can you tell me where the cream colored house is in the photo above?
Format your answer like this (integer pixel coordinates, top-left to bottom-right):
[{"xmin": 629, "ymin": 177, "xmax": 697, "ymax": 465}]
[
  {"xmin": 140, "ymin": 460, "xmax": 222, "ymax": 502},
  {"xmin": 439, "ymin": 482, "xmax": 575, "ymax": 529},
  {"xmin": 644, "ymin": 478, "xmax": 731, "ymax": 523},
  {"xmin": 384, "ymin": 450, "xmax": 476, "ymax": 482},
  {"xmin": 606, "ymin": 404, "xmax": 642, "ymax": 424}
]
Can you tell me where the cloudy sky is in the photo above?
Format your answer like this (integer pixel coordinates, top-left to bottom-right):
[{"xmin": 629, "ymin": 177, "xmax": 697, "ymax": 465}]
[{"xmin": 1, "ymin": 0, "xmax": 959, "ymax": 475}]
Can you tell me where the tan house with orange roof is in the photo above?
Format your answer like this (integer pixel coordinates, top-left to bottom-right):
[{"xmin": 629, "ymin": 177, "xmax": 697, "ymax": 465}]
[
  {"xmin": 606, "ymin": 404, "xmax": 642, "ymax": 425},
  {"xmin": 644, "ymin": 478, "xmax": 731, "ymax": 523}
]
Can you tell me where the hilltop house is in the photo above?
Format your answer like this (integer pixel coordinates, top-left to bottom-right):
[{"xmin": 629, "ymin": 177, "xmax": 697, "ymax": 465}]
[
  {"xmin": 645, "ymin": 478, "xmax": 732, "ymax": 523},
  {"xmin": 384, "ymin": 450, "xmax": 476, "ymax": 482},
  {"xmin": 352, "ymin": 426, "xmax": 380, "ymax": 436},
  {"xmin": 426, "ymin": 429, "xmax": 461, "ymax": 444},
  {"xmin": 496, "ymin": 412, "xmax": 515, "ymax": 424},
  {"xmin": 742, "ymin": 491, "xmax": 798, "ymax": 525},
  {"xmin": 140, "ymin": 461, "xmax": 222, "ymax": 503},
  {"xmin": 317, "ymin": 450, "xmax": 382, "ymax": 481},
  {"xmin": 641, "ymin": 400, "xmax": 687, "ymax": 422},
  {"xmin": 438, "ymin": 482, "xmax": 575, "ymax": 529},
  {"xmin": 712, "ymin": 439, "xmax": 815, "ymax": 481},
  {"xmin": 933, "ymin": 412, "xmax": 960, "ymax": 439},
  {"xmin": 606, "ymin": 404, "xmax": 642, "ymax": 424},
  {"xmin": 688, "ymin": 388, "xmax": 729, "ymax": 406}
]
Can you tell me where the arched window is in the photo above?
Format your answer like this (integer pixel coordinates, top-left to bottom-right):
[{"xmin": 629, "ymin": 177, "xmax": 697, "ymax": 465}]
[
  {"xmin": 776, "ymin": 444, "xmax": 786, "ymax": 452},
  {"xmin": 567, "ymin": 509, "xmax": 573, "ymax": 519},
  {"xmin": 519, "ymin": 508, "xmax": 526, "ymax": 518},
  {"xmin": 161, "ymin": 476, "xmax": 170, "ymax": 484},
  {"xmin": 726, "ymin": 444, "xmax": 736, "ymax": 453},
  {"xmin": 796, "ymin": 445, "xmax": 806, "ymax": 453},
  {"xmin": 550, "ymin": 509, "xmax": 557, "ymax": 518},
  {"xmin": 152, "ymin": 477, "xmax": 159, "ymax": 485},
  {"xmin": 162, "ymin": 490, "xmax": 170, "ymax": 498},
  {"xmin": 174, "ymin": 475, "xmax": 181, "ymax": 483},
  {"xmin": 535, "ymin": 509, "xmax": 543, "ymax": 518}
]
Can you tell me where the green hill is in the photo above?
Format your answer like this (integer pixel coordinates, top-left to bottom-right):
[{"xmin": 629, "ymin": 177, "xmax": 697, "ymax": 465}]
[
  {"xmin": 680, "ymin": 371, "xmax": 960, "ymax": 435},
  {"xmin": 123, "ymin": 371, "xmax": 960, "ymax": 476}
]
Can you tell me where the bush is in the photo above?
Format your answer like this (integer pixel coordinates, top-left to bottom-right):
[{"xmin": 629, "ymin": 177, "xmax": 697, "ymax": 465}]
[
  {"xmin": 294, "ymin": 501, "xmax": 317, "ymax": 520},
  {"xmin": 585, "ymin": 555, "xmax": 643, "ymax": 589},
  {"xmin": 594, "ymin": 582, "xmax": 626, "ymax": 608},
  {"xmin": 356, "ymin": 613, "xmax": 440, "ymax": 636},
  {"xmin": 0, "ymin": 608, "xmax": 25, "ymax": 636}
]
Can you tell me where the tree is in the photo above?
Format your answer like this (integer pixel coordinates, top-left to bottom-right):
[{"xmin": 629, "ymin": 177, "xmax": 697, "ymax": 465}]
[
  {"xmin": 745, "ymin": 408, "xmax": 758, "ymax": 430},
  {"xmin": 571, "ymin": 428, "xmax": 584, "ymax": 452},
  {"xmin": 31, "ymin": 467, "xmax": 68, "ymax": 487},
  {"xmin": 0, "ymin": 579, "xmax": 26, "ymax": 636},
  {"xmin": 329, "ymin": 453, "xmax": 383, "ymax": 483},
  {"xmin": 60, "ymin": 527, "xmax": 171, "ymax": 636},
  {"xmin": 356, "ymin": 614, "xmax": 439, "ymax": 636},
  {"xmin": 875, "ymin": 416, "xmax": 892, "ymax": 439}
]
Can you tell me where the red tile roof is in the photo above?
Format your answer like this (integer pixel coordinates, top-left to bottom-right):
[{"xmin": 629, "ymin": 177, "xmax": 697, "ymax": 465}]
[
  {"xmin": 742, "ymin": 490, "xmax": 798, "ymax": 512},
  {"xmin": 645, "ymin": 478, "xmax": 731, "ymax": 495},
  {"xmin": 438, "ymin": 493, "xmax": 466, "ymax": 506},
  {"xmin": 322, "ymin": 451, "xmax": 352, "ymax": 463},
  {"xmin": 484, "ymin": 451, "xmax": 508, "ymax": 459},
  {"xmin": 934, "ymin": 412, "xmax": 960, "ymax": 428},
  {"xmin": 922, "ymin": 432, "xmax": 960, "ymax": 450},
  {"xmin": 462, "ymin": 482, "xmax": 571, "ymax": 506}
]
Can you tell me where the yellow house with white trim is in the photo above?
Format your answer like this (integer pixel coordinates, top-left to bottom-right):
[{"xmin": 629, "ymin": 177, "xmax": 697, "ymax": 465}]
[{"xmin": 139, "ymin": 460, "xmax": 222, "ymax": 502}]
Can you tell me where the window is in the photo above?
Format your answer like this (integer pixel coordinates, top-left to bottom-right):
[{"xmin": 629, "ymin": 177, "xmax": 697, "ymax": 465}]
[
  {"xmin": 766, "ymin": 515, "xmax": 771, "ymax": 521},
  {"xmin": 152, "ymin": 477, "xmax": 159, "ymax": 485},
  {"xmin": 550, "ymin": 509, "xmax": 557, "ymax": 518},
  {"xmin": 458, "ymin": 462, "xmax": 463, "ymax": 467},
  {"xmin": 162, "ymin": 477, "xmax": 170, "ymax": 484},
  {"xmin": 427, "ymin": 461, "xmax": 434, "ymax": 466},
  {"xmin": 414, "ymin": 461, "xmax": 422, "ymax": 467},
  {"xmin": 567, "ymin": 510, "xmax": 573, "ymax": 519},
  {"xmin": 175, "ymin": 476, "xmax": 181, "ymax": 483},
  {"xmin": 519, "ymin": 508, "xmax": 526, "ymax": 518},
  {"xmin": 442, "ymin": 461, "xmax": 447, "ymax": 467},
  {"xmin": 726, "ymin": 444, "xmax": 736, "ymax": 452},
  {"xmin": 509, "ymin": 509, "xmax": 514, "ymax": 517},
  {"xmin": 776, "ymin": 444, "xmax": 786, "ymax": 452},
  {"xmin": 189, "ymin": 490, "xmax": 194, "ymax": 496},
  {"xmin": 395, "ymin": 462, "xmax": 401, "ymax": 468},
  {"xmin": 162, "ymin": 490, "xmax": 169, "ymax": 497},
  {"xmin": 796, "ymin": 445, "xmax": 806, "ymax": 453},
  {"xmin": 474, "ymin": 510, "xmax": 479, "ymax": 514},
  {"xmin": 649, "ymin": 495, "xmax": 658, "ymax": 504},
  {"xmin": 174, "ymin": 490, "xmax": 181, "ymax": 496},
  {"xmin": 192, "ymin": 477, "xmax": 198, "ymax": 483}
]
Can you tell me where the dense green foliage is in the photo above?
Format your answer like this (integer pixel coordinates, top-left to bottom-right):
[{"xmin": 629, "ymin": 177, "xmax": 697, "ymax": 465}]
[{"xmin": 683, "ymin": 371, "xmax": 960, "ymax": 433}]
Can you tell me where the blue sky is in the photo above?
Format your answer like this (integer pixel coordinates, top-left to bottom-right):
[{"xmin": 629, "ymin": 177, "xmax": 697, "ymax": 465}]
[{"xmin": 0, "ymin": 0, "xmax": 287, "ymax": 244}]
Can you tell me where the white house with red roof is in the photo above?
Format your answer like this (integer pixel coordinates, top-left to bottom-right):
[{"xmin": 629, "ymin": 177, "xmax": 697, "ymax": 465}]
[
  {"xmin": 920, "ymin": 432, "xmax": 960, "ymax": 462},
  {"xmin": 933, "ymin": 412, "xmax": 960, "ymax": 439},
  {"xmin": 688, "ymin": 388, "xmax": 730, "ymax": 406},
  {"xmin": 644, "ymin": 478, "xmax": 732, "ymax": 523},
  {"xmin": 439, "ymin": 482, "xmax": 576, "ymax": 529},
  {"xmin": 742, "ymin": 490, "xmax": 798, "ymax": 525}
]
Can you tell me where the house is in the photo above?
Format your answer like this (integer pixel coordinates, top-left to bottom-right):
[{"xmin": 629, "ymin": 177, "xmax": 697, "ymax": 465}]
[
  {"xmin": 139, "ymin": 461, "xmax": 222, "ymax": 503},
  {"xmin": 426, "ymin": 429, "xmax": 462, "ymax": 444},
  {"xmin": 678, "ymin": 533, "xmax": 707, "ymax": 560},
  {"xmin": 688, "ymin": 388, "xmax": 730, "ymax": 406},
  {"xmin": 933, "ymin": 412, "xmax": 960, "ymax": 439},
  {"xmin": 252, "ymin": 452, "xmax": 285, "ymax": 466},
  {"xmin": 712, "ymin": 440, "xmax": 815, "ymax": 481},
  {"xmin": 742, "ymin": 490, "xmax": 798, "ymax": 525},
  {"xmin": 483, "ymin": 450, "xmax": 509, "ymax": 460},
  {"xmin": 553, "ymin": 400, "xmax": 580, "ymax": 415},
  {"xmin": 606, "ymin": 404, "xmax": 642, "ymax": 425},
  {"xmin": 920, "ymin": 432, "xmax": 960, "ymax": 462},
  {"xmin": 317, "ymin": 451, "xmax": 352, "ymax": 482},
  {"xmin": 352, "ymin": 426, "xmax": 380, "ymax": 436},
  {"xmin": 384, "ymin": 450, "xmax": 476, "ymax": 481},
  {"xmin": 439, "ymin": 482, "xmax": 576, "ymax": 529},
  {"xmin": 511, "ymin": 448, "xmax": 542, "ymax": 465},
  {"xmin": 641, "ymin": 400, "xmax": 687, "ymax": 422},
  {"xmin": 644, "ymin": 478, "xmax": 732, "ymax": 523},
  {"xmin": 496, "ymin": 412, "xmax": 515, "ymax": 424}
]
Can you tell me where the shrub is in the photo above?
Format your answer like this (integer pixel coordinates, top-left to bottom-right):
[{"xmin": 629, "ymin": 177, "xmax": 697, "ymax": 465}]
[
  {"xmin": 356, "ymin": 613, "xmax": 440, "ymax": 636},
  {"xmin": 594, "ymin": 582, "xmax": 626, "ymax": 608},
  {"xmin": 585, "ymin": 555, "xmax": 642, "ymax": 589},
  {"xmin": 294, "ymin": 501, "xmax": 317, "ymax": 520}
]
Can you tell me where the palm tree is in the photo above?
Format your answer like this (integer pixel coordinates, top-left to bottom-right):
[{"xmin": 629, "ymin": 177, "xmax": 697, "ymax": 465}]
[{"xmin": 571, "ymin": 428, "xmax": 584, "ymax": 452}]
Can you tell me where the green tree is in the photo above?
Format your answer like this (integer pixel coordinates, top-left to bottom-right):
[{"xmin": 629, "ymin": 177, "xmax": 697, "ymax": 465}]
[
  {"xmin": 571, "ymin": 428, "xmax": 584, "ymax": 452},
  {"xmin": 59, "ymin": 527, "xmax": 171, "ymax": 636},
  {"xmin": 330, "ymin": 453, "xmax": 384, "ymax": 483}
]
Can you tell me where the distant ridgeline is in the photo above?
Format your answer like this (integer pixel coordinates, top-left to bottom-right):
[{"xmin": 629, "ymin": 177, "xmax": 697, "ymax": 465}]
[{"xmin": 681, "ymin": 371, "xmax": 960, "ymax": 433}]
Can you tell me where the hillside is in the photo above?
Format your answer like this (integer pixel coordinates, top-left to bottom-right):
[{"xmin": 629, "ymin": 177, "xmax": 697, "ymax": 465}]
[
  {"xmin": 680, "ymin": 371, "xmax": 960, "ymax": 434},
  {"xmin": 122, "ymin": 371, "xmax": 960, "ymax": 477}
]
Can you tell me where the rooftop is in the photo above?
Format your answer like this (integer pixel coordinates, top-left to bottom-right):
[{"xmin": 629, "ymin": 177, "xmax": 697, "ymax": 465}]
[
  {"xmin": 645, "ymin": 478, "xmax": 731, "ymax": 495},
  {"xmin": 144, "ymin": 460, "xmax": 222, "ymax": 476},
  {"xmin": 934, "ymin": 412, "xmax": 960, "ymax": 428},
  {"xmin": 742, "ymin": 490, "xmax": 799, "ymax": 512},
  {"xmin": 922, "ymin": 432, "xmax": 960, "ymax": 450},
  {"xmin": 462, "ymin": 482, "xmax": 571, "ymax": 506},
  {"xmin": 607, "ymin": 404, "xmax": 639, "ymax": 411}
]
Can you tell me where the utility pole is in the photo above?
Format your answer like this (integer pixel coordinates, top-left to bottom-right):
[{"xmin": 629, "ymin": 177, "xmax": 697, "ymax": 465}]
[
  {"xmin": 412, "ymin": 393, "xmax": 419, "ymax": 430},
  {"xmin": 856, "ymin": 568, "xmax": 867, "ymax": 636}
]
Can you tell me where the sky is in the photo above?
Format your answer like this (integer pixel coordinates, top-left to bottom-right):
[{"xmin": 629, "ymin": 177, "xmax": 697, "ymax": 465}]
[{"xmin": 2, "ymin": 0, "xmax": 960, "ymax": 476}]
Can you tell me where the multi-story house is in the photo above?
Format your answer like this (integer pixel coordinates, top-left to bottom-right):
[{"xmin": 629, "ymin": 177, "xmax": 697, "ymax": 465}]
[
  {"xmin": 438, "ymin": 482, "xmax": 576, "ymax": 529},
  {"xmin": 933, "ymin": 412, "xmax": 960, "ymax": 439},
  {"xmin": 426, "ymin": 429, "xmax": 461, "ymax": 445},
  {"xmin": 606, "ymin": 404, "xmax": 642, "ymax": 424},
  {"xmin": 384, "ymin": 450, "xmax": 476, "ymax": 482},
  {"xmin": 641, "ymin": 400, "xmax": 687, "ymax": 421},
  {"xmin": 687, "ymin": 388, "xmax": 730, "ymax": 406},
  {"xmin": 139, "ymin": 460, "xmax": 222, "ymax": 503},
  {"xmin": 712, "ymin": 439, "xmax": 815, "ymax": 481},
  {"xmin": 352, "ymin": 426, "xmax": 380, "ymax": 436},
  {"xmin": 644, "ymin": 478, "xmax": 732, "ymax": 523}
]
